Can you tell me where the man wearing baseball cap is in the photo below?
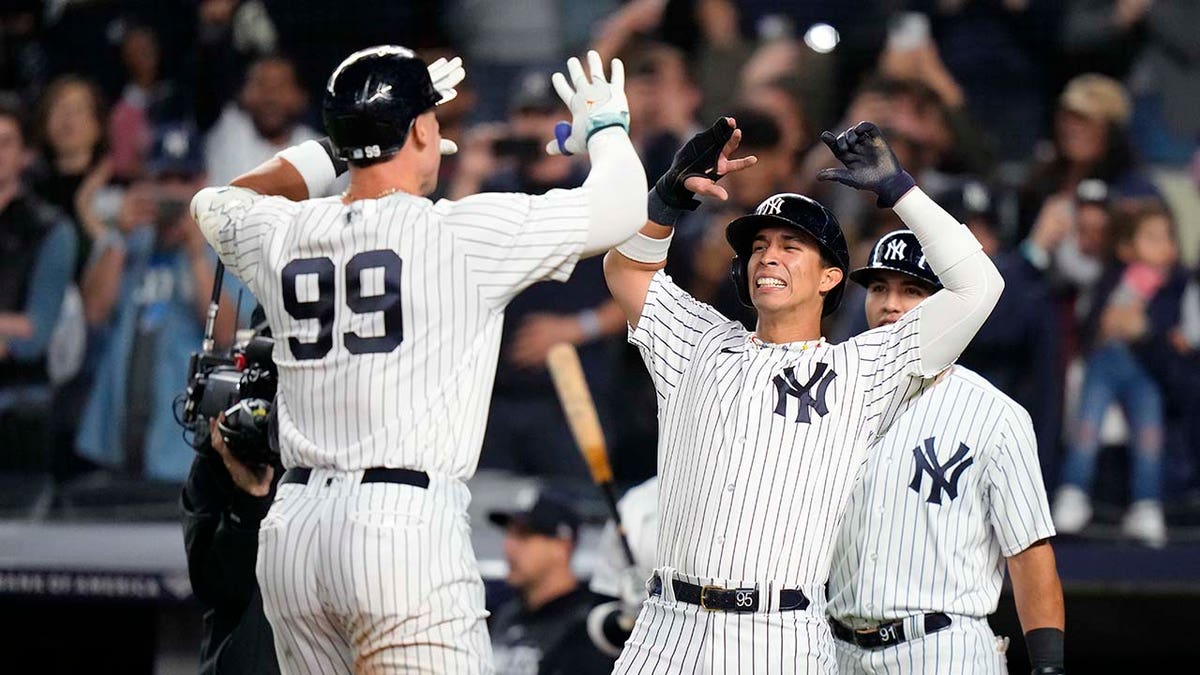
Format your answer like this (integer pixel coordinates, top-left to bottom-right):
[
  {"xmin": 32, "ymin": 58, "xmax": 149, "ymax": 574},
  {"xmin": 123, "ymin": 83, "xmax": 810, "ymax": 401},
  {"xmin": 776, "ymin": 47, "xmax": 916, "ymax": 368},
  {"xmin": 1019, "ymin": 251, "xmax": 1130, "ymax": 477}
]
[{"xmin": 487, "ymin": 491, "xmax": 615, "ymax": 675}]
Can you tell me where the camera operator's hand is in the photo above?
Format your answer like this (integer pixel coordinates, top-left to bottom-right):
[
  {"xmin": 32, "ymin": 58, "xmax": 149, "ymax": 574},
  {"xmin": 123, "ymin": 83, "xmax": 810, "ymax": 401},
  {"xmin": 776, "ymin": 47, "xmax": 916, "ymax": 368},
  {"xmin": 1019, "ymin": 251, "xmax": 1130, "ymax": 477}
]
[{"xmin": 210, "ymin": 416, "xmax": 274, "ymax": 497}]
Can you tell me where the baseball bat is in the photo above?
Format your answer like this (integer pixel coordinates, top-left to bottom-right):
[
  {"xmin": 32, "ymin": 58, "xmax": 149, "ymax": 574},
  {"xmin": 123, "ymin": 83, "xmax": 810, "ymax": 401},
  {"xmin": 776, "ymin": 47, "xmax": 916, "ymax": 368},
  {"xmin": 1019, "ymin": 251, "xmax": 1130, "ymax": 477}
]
[{"xmin": 546, "ymin": 342, "xmax": 637, "ymax": 567}]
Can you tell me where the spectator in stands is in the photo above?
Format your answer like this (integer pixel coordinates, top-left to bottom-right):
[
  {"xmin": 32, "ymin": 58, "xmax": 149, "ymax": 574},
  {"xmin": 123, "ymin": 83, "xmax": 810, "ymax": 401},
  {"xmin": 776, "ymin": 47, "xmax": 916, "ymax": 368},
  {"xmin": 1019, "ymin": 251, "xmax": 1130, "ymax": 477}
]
[
  {"xmin": 910, "ymin": 1, "xmax": 1062, "ymax": 162},
  {"xmin": 1064, "ymin": 0, "xmax": 1200, "ymax": 168},
  {"xmin": 1019, "ymin": 73, "xmax": 1160, "ymax": 240},
  {"xmin": 468, "ymin": 73, "xmax": 626, "ymax": 478},
  {"xmin": 28, "ymin": 74, "xmax": 109, "ymax": 282},
  {"xmin": 0, "ymin": 95, "xmax": 79, "ymax": 471},
  {"xmin": 1053, "ymin": 200, "xmax": 1186, "ymax": 547},
  {"xmin": 76, "ymin": 123, "xmax": 245, "ymax": 483},
  {"xmin": 108, "ymin": 22, "xmax": 187, "ymax": 182},
  {"xmin": 192, "ymin": 0, "xmax": 280, "ymax": 132},
  {"xmin": 487, "ymin": 491, "xmax": 615, "ymax": 675},
  {"xmin": 203, "ymin": 53, "xmax": 316, "ymax": 186}
]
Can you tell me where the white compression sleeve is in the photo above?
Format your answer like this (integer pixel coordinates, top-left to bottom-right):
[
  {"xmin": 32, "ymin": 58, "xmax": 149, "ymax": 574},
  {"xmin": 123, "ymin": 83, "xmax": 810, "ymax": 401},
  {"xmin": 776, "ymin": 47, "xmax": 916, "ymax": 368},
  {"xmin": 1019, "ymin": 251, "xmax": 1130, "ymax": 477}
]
[
  {"xmin": 580, "ymin": 127, "xmax": 649, "ymax": 257},
  {"xmin": 894, "ymin": 187, "xmax": 1005, "ymax": 376}
]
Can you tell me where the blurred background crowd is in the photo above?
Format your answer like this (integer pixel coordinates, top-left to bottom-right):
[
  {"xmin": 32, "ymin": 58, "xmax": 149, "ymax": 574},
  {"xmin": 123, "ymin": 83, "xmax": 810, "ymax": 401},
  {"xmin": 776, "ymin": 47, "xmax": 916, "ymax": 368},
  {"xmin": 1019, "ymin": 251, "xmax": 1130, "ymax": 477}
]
[{"xmin": 2, "ymin": 0, "xmax": 1200, "ymax": 604}]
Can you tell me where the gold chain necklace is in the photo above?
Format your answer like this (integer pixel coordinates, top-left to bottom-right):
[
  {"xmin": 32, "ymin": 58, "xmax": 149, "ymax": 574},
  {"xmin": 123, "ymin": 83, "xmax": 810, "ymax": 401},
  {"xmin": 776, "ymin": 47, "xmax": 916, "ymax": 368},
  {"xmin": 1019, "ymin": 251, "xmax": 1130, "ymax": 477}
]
[{"xmin": 342, "ymin": 186, "xmax": 401, "ymax": 201}]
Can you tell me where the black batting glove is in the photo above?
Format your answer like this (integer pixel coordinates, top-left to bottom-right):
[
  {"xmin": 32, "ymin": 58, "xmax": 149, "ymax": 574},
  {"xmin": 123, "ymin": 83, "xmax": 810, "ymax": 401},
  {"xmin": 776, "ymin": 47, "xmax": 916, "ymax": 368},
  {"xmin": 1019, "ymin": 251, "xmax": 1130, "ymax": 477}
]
[
  {"xmin": 816, "ymin": 121, "xmax": 916, "ymax": 209},
  {"xmin": 1031, "ymin": 668, "xmax": 1065, "ymax": 675},
  {"xmin": 655, "ymin": 118, "xmax": 736, "ymax": 211}
]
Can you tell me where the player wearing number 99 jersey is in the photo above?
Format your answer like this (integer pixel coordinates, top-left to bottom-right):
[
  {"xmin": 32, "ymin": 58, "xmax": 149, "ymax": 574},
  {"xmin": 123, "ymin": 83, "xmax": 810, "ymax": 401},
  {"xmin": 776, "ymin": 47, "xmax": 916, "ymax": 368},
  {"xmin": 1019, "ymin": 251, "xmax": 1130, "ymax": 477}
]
[{"xmin": 190, "ymin": 46, "xmax": 646, "ymax": 674}]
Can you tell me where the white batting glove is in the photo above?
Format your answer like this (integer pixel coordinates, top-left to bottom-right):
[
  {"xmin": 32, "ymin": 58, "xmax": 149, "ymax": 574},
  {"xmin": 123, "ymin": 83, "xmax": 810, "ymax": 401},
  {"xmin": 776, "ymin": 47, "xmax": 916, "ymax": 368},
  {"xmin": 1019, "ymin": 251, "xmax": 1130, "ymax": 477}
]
[
  {"xmin": 426, "ymin": 56, "xmax": 465, "ymax": 105},
  {"xmin": 546, "ymin": 50, "xmax": 630, "ymax": 156},
  {"xmin": 427, "ymin": 56, "xmax": 465, "ymax": 155}
]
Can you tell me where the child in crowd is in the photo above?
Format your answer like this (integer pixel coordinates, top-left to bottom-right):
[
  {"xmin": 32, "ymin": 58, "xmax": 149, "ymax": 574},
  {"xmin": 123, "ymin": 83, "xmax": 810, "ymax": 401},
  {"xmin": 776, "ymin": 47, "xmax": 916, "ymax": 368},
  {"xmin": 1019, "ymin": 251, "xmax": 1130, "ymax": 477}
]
[{"xmin": 1053, "ymin": 200, "xmax": 1186, "ymax": 547}]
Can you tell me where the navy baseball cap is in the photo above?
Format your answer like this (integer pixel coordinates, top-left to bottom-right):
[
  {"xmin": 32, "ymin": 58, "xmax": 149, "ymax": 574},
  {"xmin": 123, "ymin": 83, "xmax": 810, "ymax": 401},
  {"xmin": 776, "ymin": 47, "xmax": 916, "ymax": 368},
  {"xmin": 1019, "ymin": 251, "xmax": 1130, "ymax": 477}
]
[
  {"xmin": 488, "ymin": 491, "xmax": 581, "ymax": 542},
  {"xmin": 147, "ymin": 123, "xmax": 205, "ymax": 178}
]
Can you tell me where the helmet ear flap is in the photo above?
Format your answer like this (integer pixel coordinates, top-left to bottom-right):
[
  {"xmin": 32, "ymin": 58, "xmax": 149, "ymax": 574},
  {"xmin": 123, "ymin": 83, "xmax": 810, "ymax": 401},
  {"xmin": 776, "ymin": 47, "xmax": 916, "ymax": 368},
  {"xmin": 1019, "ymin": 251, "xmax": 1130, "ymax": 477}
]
[{"xmin": 730, "ymin": 255, "xmax": 754, "ymax": 308}]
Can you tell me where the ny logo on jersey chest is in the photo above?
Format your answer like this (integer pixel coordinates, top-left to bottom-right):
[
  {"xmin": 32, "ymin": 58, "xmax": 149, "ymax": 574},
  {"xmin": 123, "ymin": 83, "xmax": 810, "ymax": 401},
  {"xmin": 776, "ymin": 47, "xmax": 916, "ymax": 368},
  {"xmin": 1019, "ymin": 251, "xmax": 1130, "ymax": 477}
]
[
  {"xmin": 908, "ymin": 436, "xmax": 974, "ymax": 504},
  {"xmin": 772, "ymin": 362, "xmax": 837, "ymax": 424}
]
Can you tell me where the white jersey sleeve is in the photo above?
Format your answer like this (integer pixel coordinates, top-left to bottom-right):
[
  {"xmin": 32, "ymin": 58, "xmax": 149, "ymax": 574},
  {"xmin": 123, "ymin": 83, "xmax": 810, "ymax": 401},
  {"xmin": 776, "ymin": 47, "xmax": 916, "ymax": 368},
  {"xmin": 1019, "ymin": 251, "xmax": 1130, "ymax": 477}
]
[
  {"xmin": 628, "ymin": 271, "xmax": 730, "ymax": 399},
  {"xmin": 190, "ymin": 186, "xmax": 296, "ymax": 288},
  {"xmin": 436, "ymin": 187, "xmax": 590, "ymax": 308},
  {"xmin": 852, "ymin": 307, "xmax": 930, "ymax": 438},
  {"xmin": 986, "ymin": 403, "xmax": 1056, "ymax": 556}
]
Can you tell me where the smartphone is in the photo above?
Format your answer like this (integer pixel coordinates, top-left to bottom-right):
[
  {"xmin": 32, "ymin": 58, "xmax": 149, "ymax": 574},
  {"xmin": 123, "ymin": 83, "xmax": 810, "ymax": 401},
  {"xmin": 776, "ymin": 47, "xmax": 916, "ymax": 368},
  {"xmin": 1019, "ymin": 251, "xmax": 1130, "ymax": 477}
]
[{"xmin": 886, "ymin": 12, "xmax": 930, "ymax": 51}]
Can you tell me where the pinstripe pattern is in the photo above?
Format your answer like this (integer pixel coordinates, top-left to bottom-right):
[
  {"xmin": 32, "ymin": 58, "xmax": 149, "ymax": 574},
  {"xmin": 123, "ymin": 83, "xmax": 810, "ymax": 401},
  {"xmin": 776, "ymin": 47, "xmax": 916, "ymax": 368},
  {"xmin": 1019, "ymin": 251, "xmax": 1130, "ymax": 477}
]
[
  {"xmin": 615, "ymin": 594, "xmax": 840, "ymax": 674},
  {"xmin": 199, "ymin": 187, "xmax": 589, "ymax": 474},
  {"xmin": 194, "ymin": 184, "xmax": 591, "ymax": 673},
  {"xmin": 618, "ymin": 272, "xmax": 930, "ymax": 672},
  {"xmin": 631, "ymin": 272, "xmax": 925, "ymax": 589},
  {"xmin": 833, "ymin": 616, "xmax": 1007, "ymax": 674},
  {"xmin": 827, "ymin": 367, "xmax": 1054, "ymax": 673},
  {"xmin": 257, "ymin": 471, "xmax": 492, "ymax": 673}
]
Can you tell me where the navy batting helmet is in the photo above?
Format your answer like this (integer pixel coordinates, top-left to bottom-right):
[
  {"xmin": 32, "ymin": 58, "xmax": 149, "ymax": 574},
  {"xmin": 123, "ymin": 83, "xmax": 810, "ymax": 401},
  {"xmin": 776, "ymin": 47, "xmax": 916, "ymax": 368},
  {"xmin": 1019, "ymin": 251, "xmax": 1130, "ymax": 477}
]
[
  {"xmin": 725, "ymin": 193, "xmax": 850, "ymax": 315},
  {"xmin": 322, "ymin": 45, "xmax": 441, "ymax": 162},
  {"xmin": 849, "ymin": 229, "xmax": 942, "ymax": 290}
]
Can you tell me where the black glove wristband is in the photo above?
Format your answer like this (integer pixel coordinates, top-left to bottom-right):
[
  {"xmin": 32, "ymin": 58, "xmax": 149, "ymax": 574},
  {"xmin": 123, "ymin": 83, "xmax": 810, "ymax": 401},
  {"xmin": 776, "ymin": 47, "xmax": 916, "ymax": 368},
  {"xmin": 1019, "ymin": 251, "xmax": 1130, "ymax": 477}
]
[
  {"xmin": 654, "ymin": 118, "xmax": 734, "ymax": 211},
  {"xmin": 876, "ymin": 170, "xmax": 917, "ymax": 209},
  {"xmin": 647, "ymin": 188, "xmax": 685, "ymax": 227},
  {"xmin": 1026, "ymin": 627, "xmax": 1064, "ymax": 673},
  {"xmin": 317, "ymin": 137, "xmax": 349, "ymax": 177}
]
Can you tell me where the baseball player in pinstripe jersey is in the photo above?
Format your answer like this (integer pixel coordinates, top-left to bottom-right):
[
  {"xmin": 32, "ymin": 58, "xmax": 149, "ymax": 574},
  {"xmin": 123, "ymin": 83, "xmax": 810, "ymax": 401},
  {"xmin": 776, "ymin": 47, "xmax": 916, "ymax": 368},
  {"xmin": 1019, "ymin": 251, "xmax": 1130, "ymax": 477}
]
[
  {"xmin": 602, "ymin": 119, "xmax": 1005, "ymax": 673},
  {"xmin": 827, "ymin": 229, "xmax": 1066, "ymax": 675},
  {"xmin": 189, "ymin": 46, "xmax": 647, "ymax": 673}
]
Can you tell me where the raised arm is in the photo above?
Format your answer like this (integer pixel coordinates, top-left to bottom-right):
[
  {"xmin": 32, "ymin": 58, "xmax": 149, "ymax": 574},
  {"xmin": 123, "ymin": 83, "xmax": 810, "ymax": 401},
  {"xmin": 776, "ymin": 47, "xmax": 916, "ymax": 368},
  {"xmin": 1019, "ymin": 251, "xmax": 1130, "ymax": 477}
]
[
  {"xmin": 604, "ymin": 117, "xmax": 757, "ymax": 328},
  {"xmin": 819, "ymin": 121, "xmax": 1003, "ymax": 375},
  {"xmin": 543, "ymin": 51, "xmax": 647, "ymax": 257}
]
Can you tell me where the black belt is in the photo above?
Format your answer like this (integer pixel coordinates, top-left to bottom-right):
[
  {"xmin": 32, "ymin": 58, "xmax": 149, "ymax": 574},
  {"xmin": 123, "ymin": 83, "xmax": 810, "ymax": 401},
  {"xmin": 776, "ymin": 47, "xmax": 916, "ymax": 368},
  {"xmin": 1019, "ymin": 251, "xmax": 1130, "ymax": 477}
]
[
  {"xmin": 280, "ymin": 467, "xmax": 430, "ymax": 489},
  {"xmin": 649, "ymin": 576, "xmax": 809, "ymax": 612},
  {"xmin": 830, "ymin": 613, "xmax": 952, "ymax": 650}
]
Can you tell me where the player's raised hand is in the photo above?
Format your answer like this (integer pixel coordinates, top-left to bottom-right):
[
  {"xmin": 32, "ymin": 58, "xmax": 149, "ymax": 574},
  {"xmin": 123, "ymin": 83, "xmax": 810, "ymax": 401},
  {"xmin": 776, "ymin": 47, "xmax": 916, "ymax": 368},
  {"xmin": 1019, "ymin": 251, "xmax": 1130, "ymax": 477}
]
[
  {"xmin": 426, "ymin": 56, "xmax": 465, "ymax": 105},
  {"xmin": 675, "ymin": 117, "xmax": 758, "ymax": 205},
  {"xmin": 546, "ymin": 50, "xmax": 630, "ymax": 156},
  {"xmin": 817, "ymin": 121, "xmax": 916, "ymax": 208}
]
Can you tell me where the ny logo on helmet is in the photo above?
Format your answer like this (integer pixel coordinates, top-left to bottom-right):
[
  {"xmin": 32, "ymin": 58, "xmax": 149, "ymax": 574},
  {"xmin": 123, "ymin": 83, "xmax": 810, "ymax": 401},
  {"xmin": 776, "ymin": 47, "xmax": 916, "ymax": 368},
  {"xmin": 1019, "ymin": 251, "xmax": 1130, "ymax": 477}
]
[
  {"xmin": 757, "ymin": 195, "xmax": 786, "ymax": 216},
  {"xmin": 884, "ymin": 238, "xmax": 907, "ymax": 261}
]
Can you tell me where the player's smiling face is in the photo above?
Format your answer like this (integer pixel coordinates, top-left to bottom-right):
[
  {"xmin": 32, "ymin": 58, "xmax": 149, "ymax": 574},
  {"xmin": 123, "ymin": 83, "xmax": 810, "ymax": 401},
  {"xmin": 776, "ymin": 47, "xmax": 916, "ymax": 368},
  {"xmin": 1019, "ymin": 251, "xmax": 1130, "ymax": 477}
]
[
  {"xmin": 748, "ymin": 226, "xmax": 841, "ymax": 317},
  {"xmin": 864, "ymin": 270, "xmax": 934, "ymax": 329}
]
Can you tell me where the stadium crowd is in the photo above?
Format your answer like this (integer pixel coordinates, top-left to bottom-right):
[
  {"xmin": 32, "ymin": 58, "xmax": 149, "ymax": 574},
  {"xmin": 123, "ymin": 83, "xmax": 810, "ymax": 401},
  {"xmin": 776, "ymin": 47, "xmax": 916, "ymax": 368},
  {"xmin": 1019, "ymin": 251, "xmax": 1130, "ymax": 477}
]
[{"xmin": 1, "ymin": 0, "xmax": 1198, "ymax": 560}]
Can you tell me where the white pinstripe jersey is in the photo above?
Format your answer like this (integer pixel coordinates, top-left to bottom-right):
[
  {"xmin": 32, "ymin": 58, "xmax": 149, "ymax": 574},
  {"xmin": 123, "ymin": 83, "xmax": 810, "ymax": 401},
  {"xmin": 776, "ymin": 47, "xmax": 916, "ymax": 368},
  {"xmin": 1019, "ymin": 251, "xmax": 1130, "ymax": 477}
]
[
  {"xmin": 631, "ymin": 272, "xmax": 930, "ymax": 592},
  {"xmin": 827, "ymin": 366, "xmax": 1055, "ymax": 626},
  {"xmin": 195, "ymin": 187, "xmax": 589, "ymax": 476}
]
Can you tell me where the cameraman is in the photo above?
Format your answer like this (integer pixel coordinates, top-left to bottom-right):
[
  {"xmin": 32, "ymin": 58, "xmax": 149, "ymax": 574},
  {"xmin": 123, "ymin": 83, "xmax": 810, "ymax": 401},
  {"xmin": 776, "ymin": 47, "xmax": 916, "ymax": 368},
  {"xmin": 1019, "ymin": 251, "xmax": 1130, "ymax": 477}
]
[{"xmin": 182, "ymin": 308, "xmax": 283, "ymax": 674}]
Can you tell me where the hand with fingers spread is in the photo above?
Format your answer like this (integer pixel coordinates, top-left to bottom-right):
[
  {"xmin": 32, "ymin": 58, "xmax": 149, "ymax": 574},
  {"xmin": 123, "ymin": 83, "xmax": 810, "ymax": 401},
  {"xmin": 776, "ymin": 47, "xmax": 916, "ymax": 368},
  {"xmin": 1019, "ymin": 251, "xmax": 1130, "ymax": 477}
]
[
  {"xmin": 546, "ymin": 50, "xmax": 630, "ymax": 156},
  {"xmin": 426, "ymin": 56, "xmax": 465, "ymax": 105},
  {"xmin": 674, "ymin": 117, "xmax": 758, "ymax": 206},
  {"xmin": 817, "ymin": 121, "xmax": 916, "ymax": 208}
]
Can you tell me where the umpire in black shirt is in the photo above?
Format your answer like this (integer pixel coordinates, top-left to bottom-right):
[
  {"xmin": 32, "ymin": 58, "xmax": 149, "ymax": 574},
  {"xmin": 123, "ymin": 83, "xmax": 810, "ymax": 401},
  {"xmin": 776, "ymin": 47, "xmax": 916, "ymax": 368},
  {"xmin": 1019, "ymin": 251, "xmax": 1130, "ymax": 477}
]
[{"xmin": 488, "ymin": 491, "xmax": 616, "ymax": 675}]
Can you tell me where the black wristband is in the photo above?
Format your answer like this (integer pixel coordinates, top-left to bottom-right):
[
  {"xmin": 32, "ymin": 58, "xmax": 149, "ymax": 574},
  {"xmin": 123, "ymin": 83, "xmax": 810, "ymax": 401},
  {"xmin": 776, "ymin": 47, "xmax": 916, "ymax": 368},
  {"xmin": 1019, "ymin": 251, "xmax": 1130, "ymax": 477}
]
[
  {"xmin": 1025, "ymin": 627, "xmax": 1064, "ymax": 671},
  {"xmin": 317, "ymin": 137, "xmax": 349, "ymax": 177},
  {"xmin": 877, "ymin": 170, "xmax": 917, "ymax": 208},
  {"xmin": 647, "ymin": 187, "xmax": 685, "ymax": 227}
]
